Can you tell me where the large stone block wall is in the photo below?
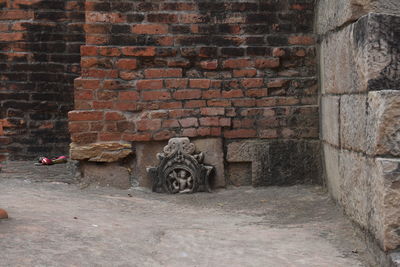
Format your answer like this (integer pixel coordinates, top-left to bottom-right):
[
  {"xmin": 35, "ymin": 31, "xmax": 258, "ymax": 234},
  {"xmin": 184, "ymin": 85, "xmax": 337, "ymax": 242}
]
[
  {"xmin": 317, "ymin": 0, "xmax": 400, "ymax": 259},
  {"xmin": 0, "ymin": 0, "xmax": 85, "ymax": 161},
  {"xmin": 69, "ymin": 0, "xmax": 321, "ymax": 188}
]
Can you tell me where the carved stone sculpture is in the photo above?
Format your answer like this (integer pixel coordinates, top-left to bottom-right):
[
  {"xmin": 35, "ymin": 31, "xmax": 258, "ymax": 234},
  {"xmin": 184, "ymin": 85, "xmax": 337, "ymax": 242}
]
[{"xmin": 147, "ymin": 137, "xmax": 214, "ymax": 194}]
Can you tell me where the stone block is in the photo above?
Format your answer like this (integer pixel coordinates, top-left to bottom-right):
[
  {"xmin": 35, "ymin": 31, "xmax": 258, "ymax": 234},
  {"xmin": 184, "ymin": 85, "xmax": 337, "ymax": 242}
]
[
  {"xmin": 226, "ymin": 163, "xmax": 252, "ymax": 187},
  {"xmin": 321, "ymin": 96, "xmax": 340, "ymax": 146},
  {"xmin": 80, "ymin": 162, "xmax": 131, "ymax": 189},
  {"xmin": 340, "ymin": 94, "xmax": 367, "ymax": 151},
  {"xmin": 227, "ymin": 140, "xmax": 321, "ymax": 186},
  {"xmin": 323, "ymin": 144, "xmax": 341, "ymax": 201},
  {"xmin": 367, "ymin": 91, "xmax": 400, "ymax": 157},
  {"xmin": 133, "ymin": 141, "xmax": 165, "ymax": 189},
  {"xmin": 70, "ymin": 142, "xmax": 132, "ymax": 162},
  {"xmin": 320, "ymin": 25, "xmax": 365, "ymax": 94},
  {"xmin": 134, "ymin": 138, "xmax": 225, "ymax": 189},
  {"xmin": 320, "ymin": 13, "xmax": 400, "ymax": 95},
  {"xmin": 316, "ymin": 0, "xmax": 400, "ymax": 34},
  {"xmin": 193, "ymin": 138, "xmax": 226, "ymax": 188},
  {"xmin": 338, "ymin": 150, "xmax": 370, "ymax": 229},
  {"xmin": 374, "ymin": 158, "xmax": 400, "ymax": 251}
]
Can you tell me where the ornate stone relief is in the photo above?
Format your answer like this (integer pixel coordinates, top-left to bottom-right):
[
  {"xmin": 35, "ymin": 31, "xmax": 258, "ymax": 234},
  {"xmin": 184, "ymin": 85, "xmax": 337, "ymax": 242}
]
[{"xmin": 147, "ymin": 137, "xmax": 214, "ymax": 194}]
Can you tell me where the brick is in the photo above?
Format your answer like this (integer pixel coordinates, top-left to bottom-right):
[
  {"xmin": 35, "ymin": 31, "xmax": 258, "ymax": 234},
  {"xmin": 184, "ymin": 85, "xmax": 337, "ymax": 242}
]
[
  {"xmin": 189, "ymin": 79, "xmax": 211, "ymax": 89},
  {"xmin": 272, "ymin": 48, "xmax": 285, "ymax": 57},
  {"xmin": 268, "ymin": 79, "xmax": 288, "ymax": 88},
  {"xmin": 122, "ymin": 133, "xmax": 152, "ymax": 142},
  {"xmin": 105, "ymin": 111, "xmax": 125, "ymax": 121},
  {"xmin": 121, "ymin": 46, "xmax": 156, "ymax": 57},
  {"xmin": 255, "ymin": 58, "xmax": 280, "ymax": 69},
  {"xmin": 232, "ymin": 99, "xmax": 256, "ymax": 107},
  {"xmin": 75, "ymin": 79, "xmax": 100, "ymax": 90},
  {"xmin": 132, "ymin": 24, "xmax": 168, "ymax": 35},
  {"xmin": 71, "ymin": 132, "xmax": 98, "ymax": 144},
  {"xmin": 81, "ymin": 46, "xmax": 98, "ymax": 56},
  {"xmin": 288, "ymin": 35, "xmax": 315, "ymax": 45},
  {"xmin": 200, "ymin": 107, "xmax": 225, "ymax": 116},
  {"xmin": 179, "ymin": 118, "xmax": 198, "ymax": 128},
  {"xmin": 136, "ymin": 80, "xmax": 163, "ymax": 90},
  {"xmin": 68, "ymin": 111, "xmax": 103, "ymax": 121},
  {"xmin": 75, "ymin": 90, "xmax": 93, "ymax": 100},
  {"xmin": 185, "ymin": 100, "xmax": 206, "ymax": 108},
  {"xmin": 69, "ymin": 122, "xmax": 89, "ymax": 133},
  {"xmin": 93, "ymin": 101, "xmax": 113, "ymax": 109},
  {"xmin": 202, "ymin": 90, "xmax": 222, "ymax": 99},
  {"xmin": 165, "ymin": 79, "xmax": 188, "ymax": 89},
  {"xmin": 223, "ymin": 58, "xmax": 251, "ymax": 69},
  {"xmin": 198, "ymin": 127, "xmax": 222, "ymax": 136},
  {"xmin": 0, "ymin": 10, "xmax": 33, "ymax": 20},
  {"xmin": 119, "ymin": 91, "xmax": 139, "ymax": 101},
  {"xmin": 182, "ymin": 128, "xmax": 197, "ymax": 137},
  {"xmin": 207, "ymin": 99, "xmax": 231, "ymax": 107},
  {"xmin": 142, "ymin": 91, "xmax": 171, "ymax": 101},
  {"xmin": 99, "ymin": 132, "xmax": 122, "ymax": 142},
  {"xmin": 179, "ymin": 14, "xmax": 209, "ymax": 23},
  {"xmin": 241, "ymin": 78, "xmax": 264, "ymax": 88},
  {"xmin": 222, "ymin": 90, "xmax": 244, "ymax": 98},
  {"xmin": 173, "ymin": 89, "xmax": 202, "ymax": 100},
  {"xmin": 116, "ymin": 59, "xmax": 137, "ymax": 70},
  {"xmin": 233, "ymin": 69, "xmax": 257, "ymax": 78},
  {"xmin": 0, "ymin": 32, "xmax": 24, "ymax": 41},
  {"xmin": 153, "ymin": 130, "xmax": 175, "ymax": 141},
  {"xmin": 159, "ymin": 102, "xmax": 183, "ymax": 109},
  {"xmin": 162, "ymin": 119, "xmax": 180, "ymax": 128},
  {"xmin": 200, "ymin": 60, "xmax": 218, "ymax": 70},
  {"xmin": 137, "ymin": 119, "xmax": 161, "ymax": 131},
  {"xmin": 246, "ymin": 89, "xmax": 268, "ymax": 98},
  {"xmin": 115, "ymin": 102, "xmax": 140, "ymax": 111},
  {"xmin": 99, "ymin": 47, "xmax": 121, "ymax": 57},
  {"xmin": 144, "ymin": 68, "xmax": 182, "ymax": 78},
  {"xmin": 86, "ymin": 12, "xmax": 124, "ymax": 23},
  {"xmin": 224, "ymin": 129, "xmax": 257, "ymax": 138}
]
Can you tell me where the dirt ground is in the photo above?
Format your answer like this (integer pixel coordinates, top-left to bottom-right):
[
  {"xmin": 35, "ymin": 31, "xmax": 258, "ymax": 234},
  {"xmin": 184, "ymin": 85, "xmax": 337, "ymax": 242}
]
[{"xmin": 0, "ymin": 161, "xmax": 369, "ymax": 267}]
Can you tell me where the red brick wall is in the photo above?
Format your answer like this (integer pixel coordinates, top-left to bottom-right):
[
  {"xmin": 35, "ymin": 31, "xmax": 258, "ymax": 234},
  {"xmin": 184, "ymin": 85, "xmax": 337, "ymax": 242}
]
[
  {"xmin": 0, "ymin": 0, "xmax": 85, "ymax": 160},
  {"xmin": 69, "ymin": 0, "xmax": 318, "ymax": 145}
]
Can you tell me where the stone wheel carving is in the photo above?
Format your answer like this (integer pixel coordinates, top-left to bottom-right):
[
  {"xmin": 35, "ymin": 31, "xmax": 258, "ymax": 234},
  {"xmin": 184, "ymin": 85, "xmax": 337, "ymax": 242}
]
[{"xmin": 147, "ymin": 137, "xmax": 214, "ymax": 194}]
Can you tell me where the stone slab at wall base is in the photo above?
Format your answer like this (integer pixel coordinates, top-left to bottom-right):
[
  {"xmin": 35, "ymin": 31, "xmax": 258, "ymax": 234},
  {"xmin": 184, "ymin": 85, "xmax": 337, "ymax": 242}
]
[
  {"xmin": 227, "ymin": 140, "xmax": 321, "ymax": 187},
  {"xmin": 79, "ymin": 162, "xmax": 132, "ymax": 189},
  {"xmin": 133, "ymin": 138, "xmax": 225, "ymax": 190}
]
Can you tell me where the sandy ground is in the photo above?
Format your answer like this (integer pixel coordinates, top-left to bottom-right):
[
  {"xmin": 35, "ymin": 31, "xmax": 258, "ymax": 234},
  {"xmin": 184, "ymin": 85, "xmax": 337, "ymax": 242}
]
[{"xmin": 0, "ymin": 161, "xmax": 368, "ymax": 267}]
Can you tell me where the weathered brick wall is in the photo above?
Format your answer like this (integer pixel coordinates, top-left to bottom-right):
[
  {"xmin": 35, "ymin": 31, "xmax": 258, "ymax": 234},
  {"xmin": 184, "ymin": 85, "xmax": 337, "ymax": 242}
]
[
  {"xmin": 69, "ymin": 0, "xmax": 318, "ymax": 145},
  {"xmin": 0, "ymin": 0, "xmax": 84, "ymax": 161}
]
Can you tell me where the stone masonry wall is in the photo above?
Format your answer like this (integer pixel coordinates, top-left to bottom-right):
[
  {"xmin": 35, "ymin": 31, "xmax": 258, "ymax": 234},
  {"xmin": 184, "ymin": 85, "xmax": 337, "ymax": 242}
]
[
  {"xmin": 69, "ymin": 0, "xmax": 321, "ymax": 188},
  {"xmin": 317, "ymin": 0, "xmax": 400, "ymax": 261},
  {"xmin": 0, "ymin": 0, "xmax": 85, "ymax": 161}
]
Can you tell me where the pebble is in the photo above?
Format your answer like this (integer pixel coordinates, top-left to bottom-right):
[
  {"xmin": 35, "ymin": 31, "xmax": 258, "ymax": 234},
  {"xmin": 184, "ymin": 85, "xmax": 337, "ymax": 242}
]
[{"xmin": 0, "ymin": 208, "xmax": 8, "ymax": 219}]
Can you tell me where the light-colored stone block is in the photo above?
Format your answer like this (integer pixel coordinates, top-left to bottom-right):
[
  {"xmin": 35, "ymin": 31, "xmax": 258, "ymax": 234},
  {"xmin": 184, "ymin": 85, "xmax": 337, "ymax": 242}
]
[
  {"xmin": 193, "ymin": 138, "xmax": 226, "ymax": 188},
  {"xmin": 316, "ymin": 0, "xmax": 400, "ymax": 34},
  {"xmin": 323, "ymin": 144, "xmax": 341, "ymax": 201},
  {"xmin": 321, "ymin": 96, "xmax": 340, "ymax": 146},
  {"xmin": 80, "ymin": 162, "xmax": 131, "ymax": 189},
  {"xmin": 375, "ymin": 158, "xmax": 400, "ymax": 251},
  {"xmin": 340, "ymin": 94, "xmax": 368, "ymax": 151},
  {"xmin": 70, "ymin": 142, "xmax": 132, "ymax": 162},
  {"xmin": 367, "ymin": 90, "xmax": 400, "ymax": 157},
  {"xmin": 320, "ymin": 13, "xmax": 400, "ymax": 95},
  {"xmin": 338, "ymin": 150, "xmax": 370, "ymax": 229}
]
